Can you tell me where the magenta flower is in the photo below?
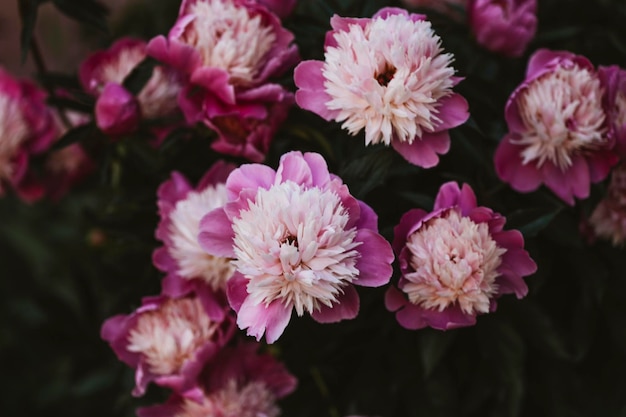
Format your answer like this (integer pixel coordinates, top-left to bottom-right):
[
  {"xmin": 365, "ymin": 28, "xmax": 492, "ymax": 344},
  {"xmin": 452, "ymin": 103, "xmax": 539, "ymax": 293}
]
[
  {"xmin": 494, "ymin": 49, "xmax": 619, "ymax": 205},
  {"xmin": 147, "ymin": 0, "xmax": 299, "ymax": 120},
  {"xmin": 468, "ymin": 0, "xmax": 537, "ymax": 58},
  {"xmin": 153, "ymin": 161, "xmax": 236, "ymax": 308},
  {"xmin": 588, "ymin": 163, "xmax": 626, "ymax": 246},
  {"xmin": 386, "ymin": 182, "xmax": 536, "ymax": 330},
  {"xmin": 294, "ymin": 7, "xmax": 469, "ymax": 168},
  {"xmin": 101, "ymin": 291, "xmax": 235, "ymax": 397},
  {"xmin": 598, "ymin": 65, "xmax": 626, "ymax": 157},
  {"xmin": 80, "ymin": 37, "xmax": 183, "ymax": 135},
  {"xmin": 198, "ymin": 151, "xmax": 394, "ymax": 343},
  {"xmin": 137, "ymin": 343, "xmax": 297, "ymax": 417},
  {"xmin": 204, "ymin": 85, "xmax": 294, "ymax": 162},
  {"xmin": 0, "ymin": 67, "xmax": 57, "ymax": 201}
]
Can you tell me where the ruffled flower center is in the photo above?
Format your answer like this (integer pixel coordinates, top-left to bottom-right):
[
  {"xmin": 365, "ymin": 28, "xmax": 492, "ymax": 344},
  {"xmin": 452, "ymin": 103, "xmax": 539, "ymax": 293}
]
[
  {"xmin": 323, "ymin": 14, "xmax": 456, "ymax": 146},
  {"xmin": 176, "ymin": 380, "xmax": 279, "ymax": 417},
  {"xmin": 127, "ymin": 297, "xmax": 219, "ymax": 375},
  {"xmin": 0, "ymin": 94, "xmax": 29, "ymax": 181},
  {"xmin": 232, "ymin": 181, "xmax": 360, "ymax": 316},
  {"xmin": 169, "ymin": 184, "xmax": 235, "ymax": 291},
  {"xmin": 182, "ymin": 0, "xmax": 276, "ymax": 86},
  {"xmin": 403, "ymin": 209, "xmax": 506, "ymax": 314},
  {"xmin": 514, "ymin": 64, "xmax": 607, "ymax": 170}
]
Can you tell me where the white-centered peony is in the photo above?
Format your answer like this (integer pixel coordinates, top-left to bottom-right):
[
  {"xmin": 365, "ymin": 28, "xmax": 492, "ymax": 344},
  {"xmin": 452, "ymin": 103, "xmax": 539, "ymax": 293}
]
[
  {"xmin": 231, "ymin": 181, "xmax": 361, "ymax": 316},
  {"xmin": 514, "ymin": 64, "xmax": 607, "ymax": 170},
  {"xmin": 126, "ymin": 297, "xmax": 219, "ymax": 375},
  {"xmin": 182, "ymin": 0, "xmax": 276, "ymax": 86},
  {"xmin": 403, "ymin": 209, "xmax": 506, "ymax": 315},
  {"xmin": 322, "ymin": 13, "xmax": 456, "ymax": 146},
  {"xmin": 169, "ymin": 184, "xmax": 234, "ymax": 290}
]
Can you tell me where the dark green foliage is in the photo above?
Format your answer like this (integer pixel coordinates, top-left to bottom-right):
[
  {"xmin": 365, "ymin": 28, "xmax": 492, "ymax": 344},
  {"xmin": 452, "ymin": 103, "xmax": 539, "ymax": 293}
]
[{"xmin": 4, "ymin": 0, "xmax": 626, "ymax": 416}]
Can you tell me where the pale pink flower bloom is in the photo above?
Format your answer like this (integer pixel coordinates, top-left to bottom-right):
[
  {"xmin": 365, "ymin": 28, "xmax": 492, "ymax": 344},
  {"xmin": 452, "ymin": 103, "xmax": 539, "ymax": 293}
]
[
  {"xmin": 294, "ymin": 7, "xmax": 469, "ymax": 168},
  {"xmin": 147, "ymin": 0, "xmax": 298, "ymax": 119},
  {"xmin": 0, "ymin": 67, "xmax": 57, "ymax": 201},
  {"xmin": 495, "ymin": 49, "xmax": 618, "ymax": 205},
  {"xmin": 589, "ymin": 163, "xmax": 626, "ymax": 246},
  {"xmin": 386, "ymin": 182, "xmax": 536, "ymax": 330},
  {"xmin": 198, "ymin": 151, "xmax": 394, "ymax": 343},
  {"xmin": 80, "ymin": 38, "xmax": 183, "ymax": 135},
  {"xmin": 153, "ymin": 161, "xmax": 237, "ymax": 310},
  {"xmin": 101, "ymin": 291, "xmax": 235, "ymax": 397},
  {"xmin": 468, "ymin": 0, "xmax": 537, "ymax": 58},
  {"xmin": 137, "ymin": 343, "xmax": 297, "ymax": 417},
  {"xmin": 598, "ymin": 65, "xmax": 626, "ymax": 157}
]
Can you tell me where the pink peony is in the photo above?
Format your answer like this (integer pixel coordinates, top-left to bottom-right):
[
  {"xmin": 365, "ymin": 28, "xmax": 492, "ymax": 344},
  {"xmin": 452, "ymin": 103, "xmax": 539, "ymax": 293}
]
[
  {"xmin": 386, "ymin": 182, "xmax": 536, "ymax": 330},
  {"xmin": 80, "ymin": 37, "xmax": 183, "ymax": 135},
  {"xmin": 137, "ymin": 343, "xmax": 297, "ymax": 417},
  {"xmin": 204, "ymin": 85, "xmax": 294, "ymax": 162},
  {"xmin": 598, "ymin": 65, "xmax": 626, "ymax": 157},
  {"xmin": 147, "ymin": 0, "xmax": 299, "ymax": 119},
  {"xmin": 494, "ymin": 49, "xmax": 619, "ymax": 205},
  {"xmin": 198, "ymin": 151, "xmax": 394, "ymax": 343},
  {"xmin": 468, "ymin": 0, "xmax": 537, "ymax": 58},
  {"xmin": 0, "ymin": 66, "xmax": 57, "ymax": 201},
  {"xmin": 588, "ymin": 163, "xmax": 626, "ymax": 246},
  {"xmin": 294, "ymin": 7, "xmax": 469, "ymax": 168},
  {"xmin": 153, "ymin": 161, "xmax": 236, "ymax": 309},
  {"xmin": 101, "ymin": 290, "xmax": 235, "ymax": 397}
]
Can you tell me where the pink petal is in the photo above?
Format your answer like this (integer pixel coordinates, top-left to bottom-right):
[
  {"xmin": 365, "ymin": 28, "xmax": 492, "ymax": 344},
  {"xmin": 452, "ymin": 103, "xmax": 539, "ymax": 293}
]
[
  {"xmin": 226, "ymin": 272, "xmax": 249, "ymax": 313},
  {"xmin": 198, "ymin": 208, "xmax": 235, "ymax": 257},
  {"xmin": 237, "ymin": 298, "xmax": 292, "ymax": 344},
  {"xmin": 225, "ymin": 163, "xmax": 276, "ymax": 200},
  {"xmin": 311, "ymin": 285, "xmax": 360, "ymax": 323},
  {"xmin": 275, "ymin": 151, "xmax": 313, "ymax": 185},
  {"xmin": 303, "ymin": 152, "xmax": 332, "ymax": 187},
  {"xmin": 392, "ymin": 208, "xmax": 428, "ymax": 254},
  {"xmin": 197, "ymin": 160, "xmax": 236, "ymax": 190},
  {"xmin": 354, "ymin": 200, "xmax": 378, "ymax": 231},
  {"xmin": 95, "ymin": 83, "xmax": 139, "ymax": 135},
  {"xmin": 353, "ymin": 229, "xmax": 394, "ymax": 287},
  {"xmin": 433, "ymin": 94, "xmax": 470, "ymax": 131},
  {"xmin": 392, "ymin": 136, "xmax": 442, "ymax": 168},
  {"xmin": 384, "ymin": 286, "xmax": 407, "ymax": 312},
  {"xmin": 494, "ymin": 135, "xmax": 543, "ymax": 192}
]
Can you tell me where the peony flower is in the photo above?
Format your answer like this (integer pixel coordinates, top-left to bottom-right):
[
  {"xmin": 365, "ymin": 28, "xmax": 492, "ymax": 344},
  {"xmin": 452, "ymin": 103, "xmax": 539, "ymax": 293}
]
[
  {"xmin": 386, "ymin": 182, "xmax": 536, "ymax": 330},
  {"xmin": 204, "ymin": 84, "xmax": 294, "ymax": 162},
  {"xmin": 147, "ymin": 0, "xmax": 299, "ymax": 122},
  {"xmin": 494, "ymin": 49, "xmax": 619, "ymax": 205},
  {"xmin": 294, "ymin": 7, "xmax": 469, "ymax": 168},
  {"xmin": 80, "ymin": 37, "xmax": 183, "ymax": 136},
  {"xmin": 588, "ymin": 163, "xmax": 626, "ymax": 246},
  {"xmin": 598, "ymin": 65, "xmax": 626, "ymax": 157},
  {"xmin": 137, "ymin": 343, "xmax": 297, "ymax": 417},
  {"xmin": 0, "ymin": 66, "xmax": 57, "ymax": 201},
  {"xmin": 153, "ymin": 161, "xmax": 236, "ymax": 310},
  {"xmin": 468, "ymin": 0, "xmax": 537, "ymax": 58},
  {"xmin": 198, "ymin": 151, "xmax": 394, "ymax": 343},
  {"xmin": 101, "ymin": 291, "xmax": 235, "ymax": 397},
  {"xmin": 43, "ymin": 143, "xmax": 94, "ymax": 200}
]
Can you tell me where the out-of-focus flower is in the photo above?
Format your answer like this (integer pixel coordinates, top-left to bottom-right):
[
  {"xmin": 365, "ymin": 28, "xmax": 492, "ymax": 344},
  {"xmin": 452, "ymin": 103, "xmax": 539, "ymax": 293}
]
[
  {"xmin": 43, "ymin": 143, "xmax": 94, "ymax": 200},
  {"xmin": 386, "ymin": 182, "xmax": 536, "ymax": 330},
  {"xmin": 294, "ymin": 7, "xmax": 469, "ymax": 168},
  {"xmin": 101, "ymin": 291, "xmax": 235, "ymax": 397},
  {"xmin": 154, "ymin": 161, "xmax": 236, "ymax": 310},
  {"xmin": 198, "ymin": 151, "xmax": 394, "ymax": 343},
  {"xmin": 256, "ymin": 0, "xmax": 297, "ymax": 19},
  {"xmin": 588, "ymin": 163, "xmax": 626, "ymax": 246},
  {"xmin": 204, "ymin": 85, "xmax": 294, "ymax": 162},
  {"xmin": 137, "ymin": 343, "xmax": 297, "ymax": 417},
  {"xmin": 147, "ymin": 0, "xmax": 298, "ymax": 120},
  {"xmin": 468, "ymin": 0, "xmax": 537, "ymax": 58},
  {"xmin": 0, "ymin": 67, "xmax": 57, "ymax": 201},
  {"xmin": 495, "ymin": 49, "xmax": 618, "ymax": 205},
  {"xmin": 400, "ymin": 0, "xmax": 466, "ymax": 21},
  {"xmin": 599, "ymin": 65, "xmax": 626, "ymax": 157},
  {"xmin": 80, "ymin": 37, "xmax": 183, "ymax": 136}
]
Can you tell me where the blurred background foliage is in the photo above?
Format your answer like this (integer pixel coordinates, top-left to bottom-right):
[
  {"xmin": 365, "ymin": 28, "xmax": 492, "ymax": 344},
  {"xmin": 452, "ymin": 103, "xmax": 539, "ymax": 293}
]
[{"xmin": 2, "ymin": 0, "xmax": 626, "ymax": 416}]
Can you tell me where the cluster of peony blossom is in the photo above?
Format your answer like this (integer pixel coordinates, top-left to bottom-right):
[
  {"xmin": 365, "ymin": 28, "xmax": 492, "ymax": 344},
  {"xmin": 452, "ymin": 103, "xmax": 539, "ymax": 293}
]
[{"xmin": 3, "ymin": 0, "xmax": 626, "ymax": 414}]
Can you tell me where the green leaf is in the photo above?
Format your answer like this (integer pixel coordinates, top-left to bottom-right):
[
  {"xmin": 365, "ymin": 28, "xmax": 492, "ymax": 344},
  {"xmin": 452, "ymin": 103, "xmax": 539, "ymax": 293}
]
[
  {"xmin": 50, "ymin": 123, "xmax": 98, "ymax": 151},
  {"xmin": 18, "ymin": 0, "xmax": 42, "ymax": 63},
  {"xmin": 506, "ymin": 208, "xmax": 562, "ymax": 238},
  {"xmin": 122, "ymin": 57, "xmax": 158, "ymax": 96},
  {"xmin": 52, "ymin": 0, "xmax": 109, "ymax": 32}
]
